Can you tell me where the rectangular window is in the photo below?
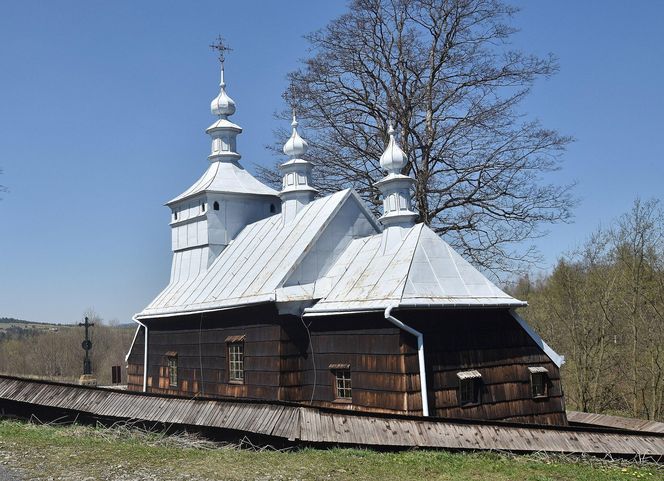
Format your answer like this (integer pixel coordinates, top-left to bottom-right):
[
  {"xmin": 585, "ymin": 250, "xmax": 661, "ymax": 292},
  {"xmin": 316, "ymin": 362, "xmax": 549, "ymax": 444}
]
[
  {"xmin": 529, "ymin": 367, "xmax": 549, "ymax": 398},
  {"xmin": 333, "ymin": 369, "xmax": 352, "ymax": 400},
  {"xmin": 457, "ymin": 370, "xmax": 482, "ymax": 406},
  {"xmin": 111, "ymin": 365, "xmax": 122, "ymax": 384},
  {"xmin": 167, "ymin": 356, "xmax": 178, "ymax": 388},
  {"xmin": 228, "ymin": 342, "xmax": 244, "ymax": 382}
]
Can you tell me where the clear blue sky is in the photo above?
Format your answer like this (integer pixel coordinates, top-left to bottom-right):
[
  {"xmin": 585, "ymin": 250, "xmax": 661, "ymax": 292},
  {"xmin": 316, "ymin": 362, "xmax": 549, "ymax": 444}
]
[{"xmin": 0, "ymin": 1, "xmax": 662, "ymax": 324}]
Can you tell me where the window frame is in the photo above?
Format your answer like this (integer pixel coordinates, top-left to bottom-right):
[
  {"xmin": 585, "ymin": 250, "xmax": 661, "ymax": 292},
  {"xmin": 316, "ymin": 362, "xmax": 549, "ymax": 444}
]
[
  {"xmin": 167, "ymin": 355, "xmax": 178, "ymax": 389},
  {"xmin": 227, "ymin": 341, "xmax": 245, "ymax": 384},
  {"xmin": 331, "ymin": 367, "xmax": 352, "ymax": 402},
  {"xmin": 458, "ymin": 378, "xmax": 481, "ymax": 406},
  {"xmin": 531, "ymin": 372, "xmax": 548, "ymax": 399},
  {"xmin": 457, "ymin": 370, "xmax": 482, "ymax": 407}
]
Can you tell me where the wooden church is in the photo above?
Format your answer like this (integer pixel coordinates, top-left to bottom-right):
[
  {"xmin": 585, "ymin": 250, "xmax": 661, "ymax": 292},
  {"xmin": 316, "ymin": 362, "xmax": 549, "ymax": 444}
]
[{"xmin": 125, "ymin": 54, "xmax": 567, "ymax": 426}]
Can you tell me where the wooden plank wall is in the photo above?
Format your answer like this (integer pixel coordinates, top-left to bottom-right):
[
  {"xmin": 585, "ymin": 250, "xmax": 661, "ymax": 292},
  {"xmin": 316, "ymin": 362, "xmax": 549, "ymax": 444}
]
[
  {"xmin": 127, "ymin": 306, "xmax": 567, "ymax": 425},
  {"xmin": 127, "ymin": 306, "xmax": 282, "ymax": 401},
  {"xmin": 286, "ymin": 314, "xmax": 414, "ymax": 415},
  {"xmin": 399, "ymin": 309, "xmax": 567, "ymax": 425}
]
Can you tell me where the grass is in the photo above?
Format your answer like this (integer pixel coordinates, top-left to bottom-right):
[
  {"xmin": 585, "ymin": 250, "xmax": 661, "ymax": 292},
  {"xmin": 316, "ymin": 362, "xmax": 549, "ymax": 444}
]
[{"xmin": 0, "ymin": 419, "xmax": 661, "ymax": 481}]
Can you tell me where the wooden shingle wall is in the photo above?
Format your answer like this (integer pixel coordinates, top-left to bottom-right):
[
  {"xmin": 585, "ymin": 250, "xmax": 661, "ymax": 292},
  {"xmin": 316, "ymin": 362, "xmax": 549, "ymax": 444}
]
[
  {"xmin": 400, "ymin": 309, "xmax": 567, "ymax": 425},
  {"xmin": 127, "ymin": 307, "xmax": 567, "ymax": 425},
  {"xmin": 127, "ymin": 305, "xmax": 282, "ymax": 401},
  {"xmin": 285, "ymin": 314, "xmax": 414, "ymax": 414}
]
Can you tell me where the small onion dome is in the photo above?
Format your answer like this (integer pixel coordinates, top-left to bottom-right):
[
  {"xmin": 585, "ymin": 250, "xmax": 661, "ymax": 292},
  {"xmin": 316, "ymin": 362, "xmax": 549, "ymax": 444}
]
[
  {"xmin": 283, "ymin": 113, "xmax": 308, "ymax": 158},
  {"xmin": 210, "ymin": 67, "xmax": 236, "ymax": 117},
  {"xmin": 379, "ymin": 124, "xmax": 406, "ymax": 173}
]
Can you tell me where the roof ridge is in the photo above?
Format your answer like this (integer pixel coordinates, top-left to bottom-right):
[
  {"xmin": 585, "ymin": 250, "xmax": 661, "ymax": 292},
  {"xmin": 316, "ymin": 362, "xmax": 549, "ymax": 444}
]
[
  {"xmin": 273, "ymin": 190, "xmax": 352, "ymax": 290},
  {"xmin": 396, "ymin": 223, "xmax": 425, "ymax": 302}
]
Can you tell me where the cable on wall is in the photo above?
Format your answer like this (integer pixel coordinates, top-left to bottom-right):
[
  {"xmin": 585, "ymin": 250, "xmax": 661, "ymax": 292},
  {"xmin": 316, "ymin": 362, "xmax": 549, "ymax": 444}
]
[{"xmin": 300, "ymin": 313, "xmax": 316, "ymax": 404}]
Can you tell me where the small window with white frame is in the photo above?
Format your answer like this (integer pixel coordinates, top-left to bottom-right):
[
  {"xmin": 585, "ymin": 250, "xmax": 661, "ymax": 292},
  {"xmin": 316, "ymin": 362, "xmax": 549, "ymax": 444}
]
[
  {"xmin": 528, "ymin": 366, "xmax": 549, "ymax": 398},
  {"xmin": 330, "ymin": 363, "xmax": 351, "ymax": 401},
  {"xmin": 226, "ymin": 335, "xmax": 245, "ymax": 383},
  {"xmin": 457, "ymin": 370, "xmax": 482, "ymax": 406}
]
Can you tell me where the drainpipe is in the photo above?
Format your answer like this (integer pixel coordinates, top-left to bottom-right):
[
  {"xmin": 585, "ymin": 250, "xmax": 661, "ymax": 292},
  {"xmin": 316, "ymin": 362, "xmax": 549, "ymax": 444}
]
[
  {"xmin": 384, "ymin": 304, "xmax": 429, "ymax": 417},
  {"xmin": 133, "ymin": 317, "xmax": 149, "ymax": 392}
]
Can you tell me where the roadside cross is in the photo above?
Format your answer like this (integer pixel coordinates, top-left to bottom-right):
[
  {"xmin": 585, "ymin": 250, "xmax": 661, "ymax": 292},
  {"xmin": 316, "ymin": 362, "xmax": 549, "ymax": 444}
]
[{"xmin": 78, "ymin": 316, "xmax": 95, "ymax": 375}]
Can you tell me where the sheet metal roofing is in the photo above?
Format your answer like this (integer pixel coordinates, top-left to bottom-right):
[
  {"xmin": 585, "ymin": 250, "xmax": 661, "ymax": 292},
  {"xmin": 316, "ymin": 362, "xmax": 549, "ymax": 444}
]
[
  {"xmin": 137, "ymin": 190, "xmax": 357, "ymax": 319},
  {"xmin": 306, "ymin": 223, "xmax": 524, "ymax": 314},
  {"xmin": 167, "ymin": 160, "xmax": 278, "ymax": 205},
  {"xmin": 139, "ymin": 190, "xmax": 523, "ymax": 319}
]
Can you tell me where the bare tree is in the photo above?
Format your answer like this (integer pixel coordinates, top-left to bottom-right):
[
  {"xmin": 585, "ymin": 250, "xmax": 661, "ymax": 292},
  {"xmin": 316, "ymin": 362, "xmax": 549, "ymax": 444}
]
[
  {"xmin": 611, "ymin": 199, "xmax": 664, "ymax": 419},
  {"xmin": 260, "ymin": 0, "xmax": 574, "ymax": 274}
]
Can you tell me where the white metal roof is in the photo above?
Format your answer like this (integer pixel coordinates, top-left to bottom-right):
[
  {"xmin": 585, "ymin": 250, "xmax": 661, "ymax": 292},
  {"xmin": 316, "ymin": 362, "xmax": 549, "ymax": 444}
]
[
  {"xmin": 167, "ymin": 160, "xmax": 278, "ymax": 205},
  {"xmin": 137, "ymin": 190, "xmax": 369, "ymax": 319},
  {"xmin": 305, "ymin": 223, "xmax": 525, "ymax": 314}
]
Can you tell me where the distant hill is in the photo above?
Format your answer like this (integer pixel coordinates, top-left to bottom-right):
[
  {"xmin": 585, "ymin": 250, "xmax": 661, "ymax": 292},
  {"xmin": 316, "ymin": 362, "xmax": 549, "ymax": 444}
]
[
  {"xmin": 0, "ymin": 317, "xmax": 31, "ymax": 325},
  {"xmin": 0, "ymin": 317, "xmax": 61, "ymax": 326},
  {"xmin": 1, "ymin": 317, "xmax": 134, "ymax": 329}
]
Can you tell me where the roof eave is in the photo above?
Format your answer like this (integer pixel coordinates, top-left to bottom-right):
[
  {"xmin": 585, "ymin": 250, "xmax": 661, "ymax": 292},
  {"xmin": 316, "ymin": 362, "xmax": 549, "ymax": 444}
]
[
  {"xmin": 135, "ymin": 297, "xmax": 275, "ymax": 321},
  {"xmin": 165, "ymin": 189, "xmax": 280, "ymax": 206},
  {"xmin": 303, "ymin": 300, "xmax": 527, "ymax": 317}
]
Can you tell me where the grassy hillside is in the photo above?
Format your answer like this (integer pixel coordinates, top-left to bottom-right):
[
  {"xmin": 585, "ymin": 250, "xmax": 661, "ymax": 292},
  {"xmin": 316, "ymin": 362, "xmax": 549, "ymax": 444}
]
[{"xmin": 0, "ymin": 420, "xmax": 659, "ymax": 481}]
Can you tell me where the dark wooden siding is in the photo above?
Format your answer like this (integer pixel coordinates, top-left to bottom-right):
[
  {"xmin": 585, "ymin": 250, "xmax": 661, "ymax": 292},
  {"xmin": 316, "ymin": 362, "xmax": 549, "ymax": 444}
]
[
  {"xmin": 398, "ymin": 308, "xmax": 567, "ymax": 425},
  {"xmin": 127, "ymin": 305, "xmax": 282, "ymax": 401},
  {"xmin": 127, "ymin": 306, "xmax": 566, "ymax": 425},
  {"xmin": 279, "ymin": 314, "xmax": 412, "ymax": 414}
]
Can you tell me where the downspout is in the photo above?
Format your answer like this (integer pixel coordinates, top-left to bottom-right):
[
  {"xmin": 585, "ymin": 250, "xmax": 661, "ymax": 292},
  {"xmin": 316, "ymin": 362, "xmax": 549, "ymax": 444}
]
[
  {"xmin": 133, "ymin": 316, "xmax": 149, "ymax": 392},
  {"xmin": 384, "ymin": 305, "xmax": 429, "ymax": 417}
]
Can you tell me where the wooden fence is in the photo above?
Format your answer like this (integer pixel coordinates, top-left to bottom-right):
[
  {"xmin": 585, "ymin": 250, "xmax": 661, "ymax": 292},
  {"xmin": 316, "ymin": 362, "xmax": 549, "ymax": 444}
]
[{"xmin": 0, "ymin": 375, "xmax": 662, "ymax": 458}]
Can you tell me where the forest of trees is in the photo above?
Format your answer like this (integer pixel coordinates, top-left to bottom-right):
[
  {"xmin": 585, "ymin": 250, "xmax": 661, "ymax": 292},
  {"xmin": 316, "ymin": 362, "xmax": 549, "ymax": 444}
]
[
  {"xmin": 0, "ymin": 317, "xmax": 134, "ymax": 385},
  {"xmin": 512, "ymin": 199, "xmax": 664, "ymax": 421}
]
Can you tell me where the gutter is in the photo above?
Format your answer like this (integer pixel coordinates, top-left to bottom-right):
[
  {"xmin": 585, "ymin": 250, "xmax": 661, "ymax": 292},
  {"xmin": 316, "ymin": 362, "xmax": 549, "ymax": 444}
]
[
  {"xmin": 384, "ymin": 304, "xmax": 429, "ymax": 417},
  {"xmin": 125, "ymin": 316, "xmax": 149, "ymax": 392}
]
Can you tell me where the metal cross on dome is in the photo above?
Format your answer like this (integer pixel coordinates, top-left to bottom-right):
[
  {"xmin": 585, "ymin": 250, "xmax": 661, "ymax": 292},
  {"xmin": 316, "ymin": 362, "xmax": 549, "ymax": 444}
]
[{"xmin": 210, "ymin": 35, "xmax": 233, "ymax": 65}]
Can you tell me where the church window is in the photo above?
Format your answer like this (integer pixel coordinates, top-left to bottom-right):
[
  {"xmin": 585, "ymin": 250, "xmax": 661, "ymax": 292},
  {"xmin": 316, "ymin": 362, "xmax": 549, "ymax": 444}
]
[
  {"xmin": 201, "ymin": 202, "xmax": 206, "ymax": 213},
  {"xmin": 227, "ymin": 340, "xmax": 244, "ymax": 383},
  {"xmin": 457, "ymin": 370, "xmax": 482, "ymax": 406},
  {"xmin": 330, "ymin": 364, "xmax": 352, "ymax": 401},
  {"xmin": 270, "ymin": 203, "xmax": 276, "ymax": 213},
  {"xmin": 173, "ymin": 211, "xmax": 178, "ymax": 220},
  {"xmin": 167, "ymin": 354, "xmax": 178, "ymax": 388},
  {"xmin": 528, "ymin": 367, "xmax": 549, "ymax": 398},
  {"xmin": 213, "ymin": 201, "xmax": 220, "ymax": 211}
]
